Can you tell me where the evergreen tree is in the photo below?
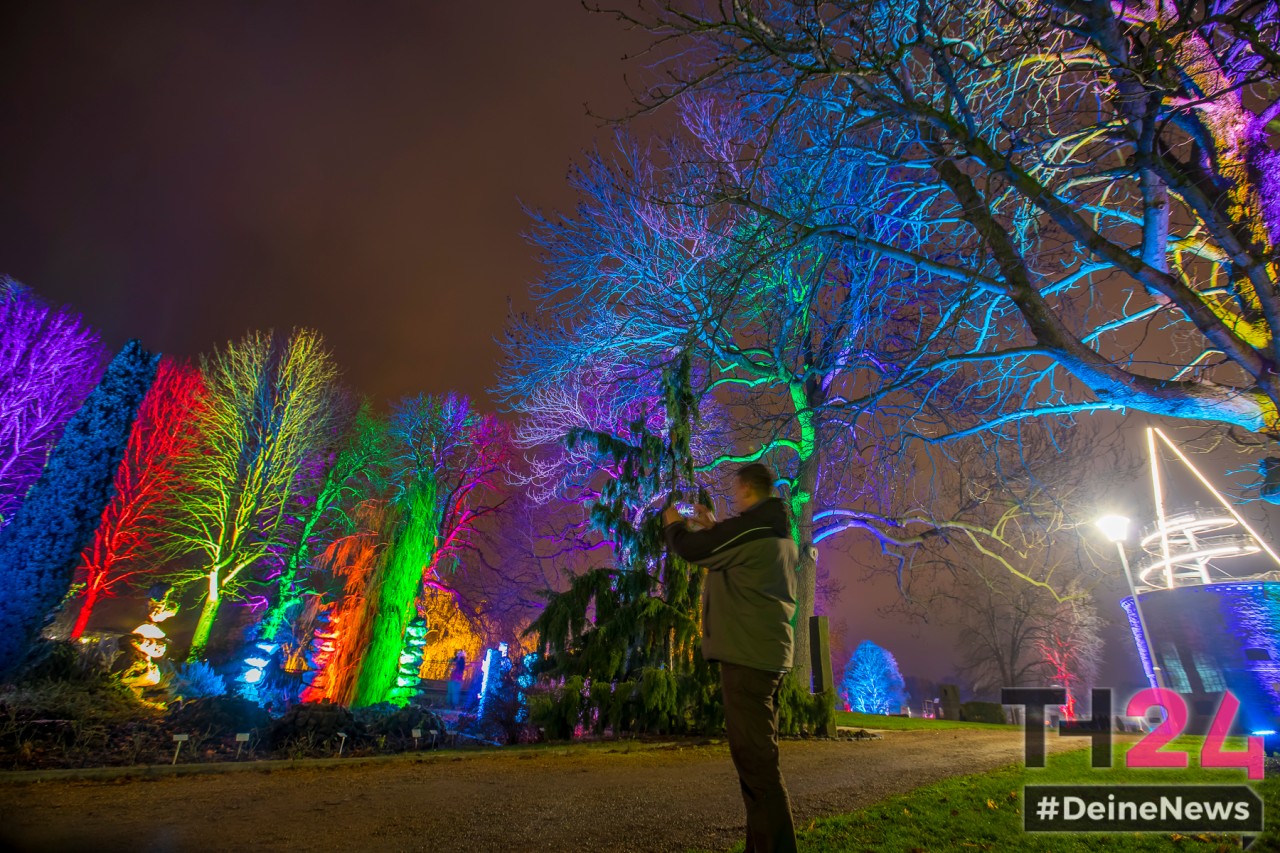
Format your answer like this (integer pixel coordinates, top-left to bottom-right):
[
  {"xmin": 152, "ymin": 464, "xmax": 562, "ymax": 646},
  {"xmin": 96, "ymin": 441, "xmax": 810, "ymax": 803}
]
[
  {"xmin": 0, "ymin": 339, "xmax": 159, "ymax": 678},
  {"xmin": 526, "ymin": 355, "xmax": 722, "ymax": 736}
]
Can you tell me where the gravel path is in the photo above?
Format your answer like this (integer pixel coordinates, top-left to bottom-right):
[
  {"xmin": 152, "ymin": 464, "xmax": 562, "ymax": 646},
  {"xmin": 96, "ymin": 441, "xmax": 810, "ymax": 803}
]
[{"xmin": 0, "ymin": 728, "xmax": 1082, "ymax": 852}]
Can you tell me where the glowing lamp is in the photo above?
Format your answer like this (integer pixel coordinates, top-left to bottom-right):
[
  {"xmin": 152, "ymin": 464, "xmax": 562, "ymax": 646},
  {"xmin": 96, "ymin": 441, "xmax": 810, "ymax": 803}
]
[
  {"xmin": 1095, "ymin": 515, "xmax": 1131, "ymax": 543},
  {"xmin": 243, "ymin": 668, "xmax": 264, "ymax": 684}
]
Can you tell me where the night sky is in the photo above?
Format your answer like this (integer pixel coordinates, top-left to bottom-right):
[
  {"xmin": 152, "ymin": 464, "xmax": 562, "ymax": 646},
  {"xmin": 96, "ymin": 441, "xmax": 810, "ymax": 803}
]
[
  {"xmin": 1, "ymin": 2, "xmax": 1162, "ymax": 694},
  {"xmin": 1, "ymin": 1, "xmax": 650, "ymax": 407}
]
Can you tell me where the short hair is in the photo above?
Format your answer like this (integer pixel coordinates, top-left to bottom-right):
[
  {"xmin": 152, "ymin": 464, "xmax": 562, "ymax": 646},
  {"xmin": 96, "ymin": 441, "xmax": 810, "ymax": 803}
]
[{"xmin": 736, "ymin": 463, "xmax": 776, "ymax": 498}]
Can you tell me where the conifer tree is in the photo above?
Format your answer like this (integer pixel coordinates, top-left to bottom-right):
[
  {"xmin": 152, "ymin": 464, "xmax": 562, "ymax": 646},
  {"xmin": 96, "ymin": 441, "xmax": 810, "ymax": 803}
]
[
  {"xmin": 526, "ymin": 355, "xmax": 722, "ymax": 736},
  {"xmin": 0, "ymin": 339, "xmax": 159, "ymax": 678}
]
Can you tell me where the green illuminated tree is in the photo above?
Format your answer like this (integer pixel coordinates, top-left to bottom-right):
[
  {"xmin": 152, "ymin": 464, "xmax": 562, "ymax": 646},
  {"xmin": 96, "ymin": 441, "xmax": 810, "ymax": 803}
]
[
  {"xmin": 350, "ymin": 394, "xmax": 506, "ymax": 707},
  {"xmin": 168, "ymin": 329, "xmax": 340, "ymax": 662},
  {"xmin": 258, "ymin": 399, "xmax": 387, "ymax": 645}
]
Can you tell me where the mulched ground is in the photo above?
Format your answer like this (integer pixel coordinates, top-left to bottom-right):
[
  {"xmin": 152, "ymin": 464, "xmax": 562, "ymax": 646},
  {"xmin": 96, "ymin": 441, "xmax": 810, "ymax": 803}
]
[{"xmin": 0, "ymin": 728, "xmax": 1083, "ymax": 852}]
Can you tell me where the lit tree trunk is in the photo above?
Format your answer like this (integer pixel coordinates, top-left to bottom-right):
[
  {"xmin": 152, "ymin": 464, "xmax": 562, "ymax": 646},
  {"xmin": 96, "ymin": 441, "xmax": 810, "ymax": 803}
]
[
  {"xmin": 351, "ymin": 483, "xmax": 437, "ymax": 707},
  {"xmin": 69, "ymin": 576, "xmax": 103, "ymax": 640},
  {"xmin": 786, "ymin": 380, "xmax": 823, "ymax": 692},
  {"xmin": 188, "ymin": 569, "xmax": 223, "ymax": 661}
]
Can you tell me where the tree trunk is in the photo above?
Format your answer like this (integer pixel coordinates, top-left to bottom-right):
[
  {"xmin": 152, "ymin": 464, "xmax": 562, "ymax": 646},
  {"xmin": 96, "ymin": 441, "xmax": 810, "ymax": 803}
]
[
  {"xmin": 187, "ymin": 576, "xmax": 222, "ymax": 662},
  {"xmin": 69, "ymin": 580, "xmax": 102, "ymax": 640},
  {"xmin": 789, "ymin": 440, "xmax": 820, "ymax": 692}
]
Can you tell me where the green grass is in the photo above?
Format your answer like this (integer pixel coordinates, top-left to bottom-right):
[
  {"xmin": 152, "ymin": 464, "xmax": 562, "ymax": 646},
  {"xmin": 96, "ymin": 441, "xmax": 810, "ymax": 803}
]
[
  {"xmin": 835, "ymin": 710, "xmax": 1016, "ymax": 732},
  {"xmin": 727, "ymin": 737, "xmax": 1280, "ymax": 852}
]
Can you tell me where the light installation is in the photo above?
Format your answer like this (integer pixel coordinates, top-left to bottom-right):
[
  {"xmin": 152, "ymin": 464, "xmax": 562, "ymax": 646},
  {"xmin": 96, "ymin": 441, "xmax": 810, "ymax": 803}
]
[{"xmin": 1119, "ymin": 427, "xmax": 1280, "ymax": 732}]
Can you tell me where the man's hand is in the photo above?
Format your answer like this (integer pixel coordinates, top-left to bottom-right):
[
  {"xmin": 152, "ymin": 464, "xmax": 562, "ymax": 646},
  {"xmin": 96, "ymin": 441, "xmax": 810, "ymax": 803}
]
[
  {"xmin": 691, "ymin": 504, "xmax": 717, "ymax": 527},
  {"xmin": 661, "ymin": 505, "xmax": 684, "ymax": 526}
]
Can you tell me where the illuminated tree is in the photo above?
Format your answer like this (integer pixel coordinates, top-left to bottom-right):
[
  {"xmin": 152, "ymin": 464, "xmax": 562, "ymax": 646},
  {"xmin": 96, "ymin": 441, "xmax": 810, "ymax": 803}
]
[
  {"xmin": 69, "ymin": 359, "xmax": 206, "ymax": 639},
  {"xmin": 841, "ymin": 641, "xmax": 907, "ymax": 715},
  {"xmin": 257, "ymin": 400, "xmax": 387, "ymax": 645},
  {"xmin": 168, "ymin": 329, "xmax": 339, "ymax": 661},
  {"xmin": 525, "ymin": 356, "xmax": 724, "ymax": 736},
  {"xmin": 0, "ymin": 340, "xmax": 158, "ymax": 677},
  {"xmin": 615, "ymin": 0, "xmax": 1280, "ymax": 443},
  {"xmin": 0, "ymin": 284, "xmax": 103, "ymax": 529},
  {"xmin": 1036, "ymin": 587, "xmax": 1104, "ymax": 720},
  {"xmin": 350, "ymin": 394, "xmax": 507, "ymax": 707}
]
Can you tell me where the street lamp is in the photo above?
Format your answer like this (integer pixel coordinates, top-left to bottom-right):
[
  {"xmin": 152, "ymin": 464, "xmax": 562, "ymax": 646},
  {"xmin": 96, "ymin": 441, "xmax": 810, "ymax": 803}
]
[{"xmin": 1096, "ymin": 514, "xmax": 1164, "ymax": 693}]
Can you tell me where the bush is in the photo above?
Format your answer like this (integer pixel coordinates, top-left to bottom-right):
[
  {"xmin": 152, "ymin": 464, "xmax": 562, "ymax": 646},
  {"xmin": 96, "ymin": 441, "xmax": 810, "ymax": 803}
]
[
  {"xmin": 167, "ymin": 662, "xmax": 227, "ymax": 702},
  {"xmin": 778, "ymin": 676, "xmax": 837, "ymax": 737},
  {"xmin": 960, "ymin": 701, "xmax": 1007, "ymax": 725},
  {"xmin": 269, "ymin": 700, "xmax": 359, "ymax": 749},
  {"xmin": 166, "ymin": 696, "xmax": 270, "ymax": 736}
]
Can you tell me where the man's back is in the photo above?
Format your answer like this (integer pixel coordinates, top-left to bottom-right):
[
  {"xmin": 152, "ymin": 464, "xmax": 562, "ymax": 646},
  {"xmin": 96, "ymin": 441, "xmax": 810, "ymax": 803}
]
[{"xmin": 664, "ymin": 496, "xmax": 798, "ymax": 672}]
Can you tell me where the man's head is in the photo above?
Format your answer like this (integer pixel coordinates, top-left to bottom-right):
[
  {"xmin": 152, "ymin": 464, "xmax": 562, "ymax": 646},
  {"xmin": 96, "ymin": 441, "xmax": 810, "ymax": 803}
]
[{"xmin": 733, "ymin": 463, "xmax": 775, "ymax": 512}]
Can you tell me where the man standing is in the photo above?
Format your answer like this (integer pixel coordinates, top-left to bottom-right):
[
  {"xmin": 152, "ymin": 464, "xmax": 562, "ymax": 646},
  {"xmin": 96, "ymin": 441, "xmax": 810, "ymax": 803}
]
[{"xmin": 662, "ymin": 463, "xmax": 799, "ymax": 853}]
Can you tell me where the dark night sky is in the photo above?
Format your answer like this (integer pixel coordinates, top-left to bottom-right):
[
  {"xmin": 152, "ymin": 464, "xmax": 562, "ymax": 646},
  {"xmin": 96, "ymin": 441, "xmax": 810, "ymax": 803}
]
[
  {"xmin": 0, "ymin": 1, "xmax": 651, "ymax": 407},
  {"xmin": 1, "ymin": 2, "xmax": 1165, "ymax": 695}
]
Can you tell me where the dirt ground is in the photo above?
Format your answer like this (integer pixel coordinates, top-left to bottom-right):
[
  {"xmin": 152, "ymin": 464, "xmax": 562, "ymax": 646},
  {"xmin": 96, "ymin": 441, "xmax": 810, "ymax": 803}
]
[{"xmin": 0, "ymin": 728, "xmax": 1082, "ymax": 852}]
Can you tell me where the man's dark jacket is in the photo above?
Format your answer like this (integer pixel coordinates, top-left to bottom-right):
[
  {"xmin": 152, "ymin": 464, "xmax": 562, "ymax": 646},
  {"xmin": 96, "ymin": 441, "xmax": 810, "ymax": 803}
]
[{"xmin": 664, "ymin": 497, "xmax": 799, "ymax": 672}]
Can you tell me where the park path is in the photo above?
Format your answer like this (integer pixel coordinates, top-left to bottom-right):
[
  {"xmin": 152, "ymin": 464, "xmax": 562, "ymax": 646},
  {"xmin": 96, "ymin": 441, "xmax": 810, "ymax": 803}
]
[{"xmin": 0, "ymin": 728, "xmax": 1081, "ymax": 852}]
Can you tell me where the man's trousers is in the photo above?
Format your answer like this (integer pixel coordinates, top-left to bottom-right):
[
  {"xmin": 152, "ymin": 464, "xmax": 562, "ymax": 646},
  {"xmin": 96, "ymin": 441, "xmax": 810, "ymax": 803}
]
[{"xmin": 719, "ymin": 662, "xmax": 798, "ymax": 853}]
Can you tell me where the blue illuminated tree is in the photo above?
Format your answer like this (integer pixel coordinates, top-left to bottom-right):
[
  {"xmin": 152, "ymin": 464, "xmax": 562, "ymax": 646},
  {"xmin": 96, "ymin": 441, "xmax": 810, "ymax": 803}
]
[
  {"xmin": 842, "ymin": 641, "xmax": 907, "ymax": 716},
  {"xmin": 614, "ymin": 1, "xmax": 1280, "ymax": 446},
  {"xmin": 0, "ymin": 339, "xmax": 159, "ymax": 679}
]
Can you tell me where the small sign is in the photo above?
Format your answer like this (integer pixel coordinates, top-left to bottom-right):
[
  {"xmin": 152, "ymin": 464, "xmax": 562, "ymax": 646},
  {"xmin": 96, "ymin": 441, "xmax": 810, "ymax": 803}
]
[
  {"xmin": 235, "ymin": 733, "xmax": 250, "ymax": 743},
  {"xmin": 172, "ymin": 734, "xmax": 189, "ymax": 742},
  {"xmin": 411, "ymin": 728, "xmax": 423, "ymax": 739}
]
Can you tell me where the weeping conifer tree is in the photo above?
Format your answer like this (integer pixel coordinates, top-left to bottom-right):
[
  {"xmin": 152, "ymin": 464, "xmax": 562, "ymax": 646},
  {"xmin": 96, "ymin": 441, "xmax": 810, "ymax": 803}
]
[{"xmin": 525, "ymin": 354, "xmax": 723, "ymax": 737}]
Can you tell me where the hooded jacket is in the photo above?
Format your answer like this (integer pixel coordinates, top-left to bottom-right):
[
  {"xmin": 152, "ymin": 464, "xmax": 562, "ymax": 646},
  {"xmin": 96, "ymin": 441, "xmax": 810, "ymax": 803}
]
[{"xmin": 664, "ymin": 497, "xmax": 798, "ymax": 672}]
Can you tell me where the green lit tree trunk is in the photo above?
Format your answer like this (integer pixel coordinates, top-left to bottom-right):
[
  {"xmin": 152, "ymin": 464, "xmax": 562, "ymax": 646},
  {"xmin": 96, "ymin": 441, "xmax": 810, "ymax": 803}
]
[
  {"xmin": 786, "ymin": 380, "xmax": 821, "ymax": 692},
  {"xmin": 188, "ymin": 570, "xmax": 224, "ymax": 661},
  {"xmin": 258, "ymin": 510, "xmax": 323, "ymax": 643},
  {"xmin": 350, "ymin": 483, "xmax": 437, "ymax": 707}
]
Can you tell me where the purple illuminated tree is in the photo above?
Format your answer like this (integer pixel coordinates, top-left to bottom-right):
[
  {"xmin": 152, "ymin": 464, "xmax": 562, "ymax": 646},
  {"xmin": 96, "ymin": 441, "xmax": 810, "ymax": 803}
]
[{"xmin": 0, "ymin": 282, "xmax": 103, "ymax": 529}]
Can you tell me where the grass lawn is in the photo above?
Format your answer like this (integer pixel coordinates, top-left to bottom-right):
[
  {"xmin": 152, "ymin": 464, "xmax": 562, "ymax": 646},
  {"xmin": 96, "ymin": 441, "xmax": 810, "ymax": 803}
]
[
  {"xmin": 835, "ymin": 710, "xmax": 1016, "ymax": 732},
  {"xmin": 735, "ymin": 737, "xmax": 1280, "ymax": 852}
]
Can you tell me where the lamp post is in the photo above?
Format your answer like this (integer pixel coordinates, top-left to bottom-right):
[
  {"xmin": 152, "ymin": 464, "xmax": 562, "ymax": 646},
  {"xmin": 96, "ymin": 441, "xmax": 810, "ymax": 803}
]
[{"xmin": 1096, "ymin": 514, "xmax": 1164, "ymax": 693}]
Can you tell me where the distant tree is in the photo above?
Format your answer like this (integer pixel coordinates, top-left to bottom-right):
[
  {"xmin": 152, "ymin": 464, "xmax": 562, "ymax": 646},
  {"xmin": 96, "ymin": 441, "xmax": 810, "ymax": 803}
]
[
  {"xmin": 0, "ymin": 284, "xmax": 103, "ymax": 529},
  {"xmin": 842, "ymin": 641, "xmax": 907, "ymax": 715},
  {"xmin": 167, "ymin": 329, "xmax": 340, "ymax": 661},
  {"xmin": 69, "ymin": 359, "xmax": 206, "ymax": 638},
  {"xmin": 1036, "ymin": 587, "xmax": 1105, "ymax": 720},
  {"xmin": 0, "ymin": 339, "xmax": 159, "ymax": 678}
]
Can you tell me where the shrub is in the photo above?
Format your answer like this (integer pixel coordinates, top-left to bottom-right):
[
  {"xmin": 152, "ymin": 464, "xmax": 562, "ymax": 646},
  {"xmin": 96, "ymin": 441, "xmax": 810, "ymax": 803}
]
[
  {"xmin": 167, "ymin": 662, "xmax": 227, "ymax": 702},
  {"xmin": 960, "ymin": 701, "xmax": 1007, "ymax": 725},
  {"xmin": 166, "ymin": 696, "xmax": 270, "ymax": 736}
]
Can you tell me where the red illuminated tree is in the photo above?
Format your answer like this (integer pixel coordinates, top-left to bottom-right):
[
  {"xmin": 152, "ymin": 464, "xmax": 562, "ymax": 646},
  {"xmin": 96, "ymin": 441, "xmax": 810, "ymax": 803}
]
[{"xmin": 68, "ymin": 359, "xmax": 206, "ymax": 639}]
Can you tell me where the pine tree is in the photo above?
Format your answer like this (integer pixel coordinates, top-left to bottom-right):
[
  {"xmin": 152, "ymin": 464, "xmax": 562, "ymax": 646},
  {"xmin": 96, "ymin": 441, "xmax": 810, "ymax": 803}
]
[{"xmin": 0, "ymin": 339, "xmax": 159, "ymax": 678}]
